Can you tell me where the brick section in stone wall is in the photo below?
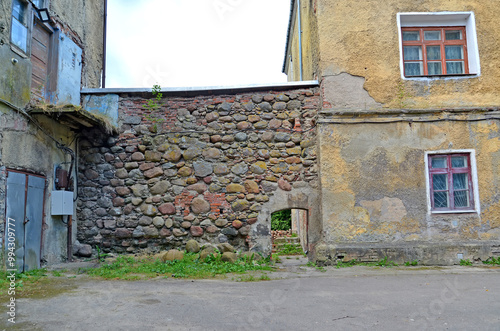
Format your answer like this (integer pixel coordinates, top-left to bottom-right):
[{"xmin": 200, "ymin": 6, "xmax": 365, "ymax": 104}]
[{"xmin": 77, "ymin": 88, "xmax": 319, "ymax": 255}]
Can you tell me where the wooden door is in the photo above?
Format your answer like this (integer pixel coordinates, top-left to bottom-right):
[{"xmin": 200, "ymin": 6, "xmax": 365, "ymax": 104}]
[{"xmin": 31, "ymin": 18, "xmax": 51, "ymax": 99}]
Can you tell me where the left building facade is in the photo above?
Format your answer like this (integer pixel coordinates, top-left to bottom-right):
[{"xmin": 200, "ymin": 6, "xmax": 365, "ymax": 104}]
[{"xmin": 0, "ymin": 0, "xmax": 105, "ymax": 271}]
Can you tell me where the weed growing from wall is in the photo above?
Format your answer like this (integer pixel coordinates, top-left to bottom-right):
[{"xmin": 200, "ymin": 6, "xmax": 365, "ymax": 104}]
[{"xmin": 144, "ymin": 84, "xmax": 165, "ymax": 132}]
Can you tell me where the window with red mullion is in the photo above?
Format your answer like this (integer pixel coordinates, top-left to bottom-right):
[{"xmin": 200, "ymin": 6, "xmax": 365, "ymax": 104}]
[
  {"xmin": 428, "ymin": 154, "xmax": 474, "ymax": 211},
  {"xmin": 402, "ymin": 26, "xmax": 468, "ymax": 76}
]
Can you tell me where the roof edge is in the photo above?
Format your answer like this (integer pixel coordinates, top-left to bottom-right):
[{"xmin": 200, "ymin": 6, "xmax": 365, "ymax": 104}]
[
  {"xmin": 81, "ymin": 80, "xmax": 319, "ymax": 97},
  {"xmin": 282, "ymin": 0, "xmax": 296, "ymax": 74}
]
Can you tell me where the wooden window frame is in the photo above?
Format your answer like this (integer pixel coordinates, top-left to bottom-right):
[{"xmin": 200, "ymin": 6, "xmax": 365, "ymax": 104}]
[
  {"xmin": 402, "ymin": 26, "xmax": 469, "ymax": 77},
  {"xmin": 428, "ymin": 153, "xmax": 474, "ymax": 212}
]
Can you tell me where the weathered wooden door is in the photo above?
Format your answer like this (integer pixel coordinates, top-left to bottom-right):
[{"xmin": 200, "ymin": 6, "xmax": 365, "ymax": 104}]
[
  {"xmin": 31, "ymin": 18, "xmax": 51, "ymax": 99},
  {"xmin": 4, "ymin": 171, "xmax": 45, "ymax": 272}
]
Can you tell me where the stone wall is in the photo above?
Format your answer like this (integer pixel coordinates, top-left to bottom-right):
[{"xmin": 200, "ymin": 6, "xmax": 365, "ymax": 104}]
[{"xmin": 77, "ymin": 87, "xmax": 320, "ymax": 256}]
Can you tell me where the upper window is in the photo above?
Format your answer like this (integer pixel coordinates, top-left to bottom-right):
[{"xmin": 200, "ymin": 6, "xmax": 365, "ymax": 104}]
[
  {"xmin": 11, "ymin": 0, "xmax": 29, "ymax": 52},
  {"xmin": 398, "ymin": 12, "xmax": 480, "ymax": 79},
  {"xmin": 426, "ymin": 152, "xmax": 479, "ymax": 213},
  {"xmin": 402, "ymin": 27, "xmax": 468, "ymax": 76}
]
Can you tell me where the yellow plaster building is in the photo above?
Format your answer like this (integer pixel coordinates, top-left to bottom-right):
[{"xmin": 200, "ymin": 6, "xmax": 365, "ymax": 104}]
[{"xmin": 284, "ymin": 0, "xmax": 500, "ymax": 264}]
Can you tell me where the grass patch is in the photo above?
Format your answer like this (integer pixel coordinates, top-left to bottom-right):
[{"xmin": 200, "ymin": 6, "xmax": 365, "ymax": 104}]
[
  {"xmin": 0, "ymin": 268, "xmax": 56, "ymax": 301},
  {"xmin": 336, "ymin": 257, "xmax": 398, "ymax": 268},
  {"xmin": 275, "ymin": 243, "xmax": 304, "ymax": 256},
  {"xmin": 83, "ymin": 253, "xmax": 274, "ymax": 280}
]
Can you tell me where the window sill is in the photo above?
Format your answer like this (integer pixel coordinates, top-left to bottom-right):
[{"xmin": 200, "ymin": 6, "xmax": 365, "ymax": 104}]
[
  {"xmin": 404, "ymin": 73, "xmax": 478, "ymax": 80},
  {"xmin": 431, "ymin": 209, "xmax": 478, "ymax": 214},
  {"xmin": 10, "ymin": 45, "xmax": 28, "ymax": 59}
]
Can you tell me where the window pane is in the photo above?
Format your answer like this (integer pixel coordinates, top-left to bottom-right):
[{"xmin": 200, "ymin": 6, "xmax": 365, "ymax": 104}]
[
  {"xmin": 404, "ymin": 46, "xmax": 422, "ymax": 60},
  {"xmin": 433, "ymin": 174, "xmax": 448, "ymax": 190},
  {"xmin": 445, "ymin": 46, "xmax": 464, "ymax": 60},
  {"xmin": 431, "ymin": 157, "xmax": 447, "ymax": 168},
  {"xmin": 32, "ymin": 0, "xmax": 45, "ymax": 8},
  {"xmin": 454, "ymin": 190, "xmax": 470, "ymax": 207},
  {"xmin": 424, "ymin": 31, "xmax": 441, "ymax": 41},
  {"xmin": 434, "ymin": 192, "xmax": 449, "ymax": 208},
  {"xmin": 453, "ymin": 173, "xmax": 468, "ymax": 190},
  {"xmin": 426, "ymin": 46, "xmax": 441, "ymax": 60},
  {"xmin": 11, "ymin": 18, "xmax": 27, "ymax": 52},
  {"xmin": 428, "ymin": 62, "xmax": 442, "ymax": 75},
  {"xmin": 446, "ymin": 30, "xmax": 462, "ymax": 40},
  {"xmin": 12, "ymin": 0, "xmax": 27, "ymax": 24},
  {"xmin": 405, "ymin": 62, "xmax": 423, "ymax": 76},
  {"xmin": 403, "ymin": 31, "xmax": 419, "ymax": 41},
  {"xmin": 446, "ymin": 61, "xmax": 464, "ymax": 74},
  {"xmin": 451, "ymin": 156, "xmax": 467, "ymax": 168}
]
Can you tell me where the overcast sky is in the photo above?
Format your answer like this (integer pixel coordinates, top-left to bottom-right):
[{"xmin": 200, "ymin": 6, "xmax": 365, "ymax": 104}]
[{"xmin": 106, "ymin": 0, "xmax": 290, "ymax": 88}]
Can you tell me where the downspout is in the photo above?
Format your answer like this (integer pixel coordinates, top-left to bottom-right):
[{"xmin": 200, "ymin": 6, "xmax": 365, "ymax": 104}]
[
  {"xmin": 102, "ymin": 0, "xmax": 107, "ymax": 88},
  {"xmin": 297, "ymin": 0, "xmax": 303, "ymax": 81}
]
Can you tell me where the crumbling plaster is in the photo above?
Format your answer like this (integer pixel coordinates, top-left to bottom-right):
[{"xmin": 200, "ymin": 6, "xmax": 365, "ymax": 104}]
[
  {"xmin": 318, "ymin": 118, "xmax": 500, "ymax": 246},
  {"xmin": 314, "ymin": 0, "xmax": 500, "ymax": 108}
]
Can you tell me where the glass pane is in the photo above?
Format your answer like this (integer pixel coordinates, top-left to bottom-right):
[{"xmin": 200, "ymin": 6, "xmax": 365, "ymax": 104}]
[
  {"xmin": 404, "ymin": 62, "xmax": 423, "ymax": 76},
  {"xmin": 428, "ymin": 62, "xmax": 442, "ymax": 75},
  {"xmin": 404, "ymin": 46, "xmax": 422, "ymax": 60},
  {"xmin": 453, "ymin": 173, "xmax": 468, "ymax": 190},
  {"xmin": 446, "ymin": 30, "xmax": 462, "ymax": 40},
  {"xmin": 451, "ymin": 156, "xmax": 467, "ymax": 168},
  {"xmin": 433, "ymin": 174, "xmax": 448, "ymax": 190},
  {"xmin": 12, "ymin": 0, "xmax": 26, "ymax": 24},
  {"xmin": 426, "ymin": 46, "xmax": 441, "ymax": 60},
  {"xmin": 403, "ymin": 31, "xmax": 420, "ymax": 41},
  {"xmin": 454, "ymin": 190, "xmax": 469, "ymax": 207},
  {"xmin": 424, "ymin": 31, "xmax": 441, "ymax": 41},
  {"xmin": 11, "ymin": 18, "xmax": 27, "ymax": 52},
  {"xmin": 446, "ymin": 61, "xmax": 464, "ymax": 74},
  {"xmin": 445, "ymin": 46, "xmax": 464, "ymax": 60},
  {"xmin": 434, "ymin": 192, "xmax": 449, "ymax": 208},
  {"xmin": 32, "ymin": 0, "xmax": 45, "ymax": 8},
  {"xmin": 431, "ymin": 157, "xmax": 447, "ymax": 168}
]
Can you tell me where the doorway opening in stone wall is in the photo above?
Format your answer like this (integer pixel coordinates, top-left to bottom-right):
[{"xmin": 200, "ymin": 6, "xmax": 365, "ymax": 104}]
[{"xmin": 271, "ymin": 208, "xmax": 308, "ymax": 256}]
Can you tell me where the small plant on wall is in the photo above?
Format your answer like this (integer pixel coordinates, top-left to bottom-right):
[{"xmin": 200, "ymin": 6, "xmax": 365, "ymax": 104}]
[{"xmin": 144, "ymin": 84, "xmax": 165, "ymax": 132}]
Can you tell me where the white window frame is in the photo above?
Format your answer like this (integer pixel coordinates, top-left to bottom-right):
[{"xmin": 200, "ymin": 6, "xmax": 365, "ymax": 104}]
[
  {"xmin": 424, "ymin": 149, "xmax": 480, "ymax": 215},
  {"xmin": 397, "ymin": 12, "xmax": 481, "ymax": 80}
]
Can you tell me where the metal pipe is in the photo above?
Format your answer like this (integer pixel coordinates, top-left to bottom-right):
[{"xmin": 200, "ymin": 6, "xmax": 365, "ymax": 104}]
[
  {"xmin": 67, "ymin": 215, "xmax": 73, "ymax": 262},
  {"xmin": 297, "ymin": 0, "xmax": 303, "ymax": 81},
  {"xmin": 102, "ymin": 0, "xmax": 107, "ymax": 88}
]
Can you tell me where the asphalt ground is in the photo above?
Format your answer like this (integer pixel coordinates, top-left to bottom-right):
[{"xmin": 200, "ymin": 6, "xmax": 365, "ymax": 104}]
[{"xmin": 3, "ymin": 257, "xmax": 500, "ymax": 331}]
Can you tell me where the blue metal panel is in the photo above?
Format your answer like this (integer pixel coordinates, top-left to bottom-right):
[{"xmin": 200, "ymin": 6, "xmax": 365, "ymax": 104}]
[
  {"xmin": 56, "ymin": 33, "xmax": 83, "ymax": 105},
  {"xmin": 5, "ymin": 172, "xmax": 26, "ymax": 272},
  {"xmin": 24, "ymin": 176, "xmax": 45, "ymax": 271}
]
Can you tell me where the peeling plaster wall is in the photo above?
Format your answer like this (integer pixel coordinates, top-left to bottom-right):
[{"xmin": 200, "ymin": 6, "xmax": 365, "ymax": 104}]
[
  {"xmin": 0, "ymin": 110, "xmax": 79, "ymax": 264},
  {"xmin": 50, "ymin": 0, "xmax": 104, "ymax": 88},
  {"xmin": 314, "ymin": 0, "xmax": 500, "ymax": 109},
  {"xmin": 317, "ymin": 113, "xmax": 500, "ymax": 264}
]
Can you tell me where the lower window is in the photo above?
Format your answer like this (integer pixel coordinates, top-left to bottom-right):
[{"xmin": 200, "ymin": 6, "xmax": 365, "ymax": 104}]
[{"xmin": 427, "ymin": 153, "xmax": 475, "ymax": 212}]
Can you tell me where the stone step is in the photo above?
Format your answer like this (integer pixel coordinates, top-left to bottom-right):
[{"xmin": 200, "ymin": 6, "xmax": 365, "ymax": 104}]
[{"xmin": 272, "ymin": 237, "xmax": 300, "ymax": 244}]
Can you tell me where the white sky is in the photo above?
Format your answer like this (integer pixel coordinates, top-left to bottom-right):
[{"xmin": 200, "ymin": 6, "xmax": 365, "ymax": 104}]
[{"xmin": 106, "ymin": 0, "xmax": 290, "ymax": 88}]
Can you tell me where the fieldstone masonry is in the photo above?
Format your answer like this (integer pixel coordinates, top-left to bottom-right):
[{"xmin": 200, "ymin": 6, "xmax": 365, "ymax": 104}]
[{"xmin": 77, "ymin": 87, "xmax": 320, "ymax": 256}]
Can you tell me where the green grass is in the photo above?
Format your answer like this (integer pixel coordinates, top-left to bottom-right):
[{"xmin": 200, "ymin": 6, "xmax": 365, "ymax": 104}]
[
  {"xmin": 83, "ymin": 253, "xmax": 274, "ymax": 280},
  {"xmin": 482, "ymin": 257, "xmax": 500, "ymax": 265},
  {"xmin": 336, "ymin": 257, "xmax": 398, "ymax": 268},
  {"xmin": 275, "ymin": 243, "xmax": 304, "ymax": 256},
  {"xmin": 0, "ymin": 268, "xmax": 50, "ymax": 300},
  {"xmin": 405, "ymin": 260, "xmax": 419, "ymax": 266}
]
